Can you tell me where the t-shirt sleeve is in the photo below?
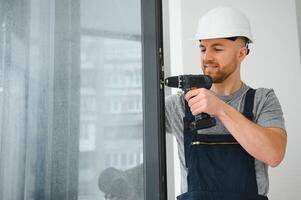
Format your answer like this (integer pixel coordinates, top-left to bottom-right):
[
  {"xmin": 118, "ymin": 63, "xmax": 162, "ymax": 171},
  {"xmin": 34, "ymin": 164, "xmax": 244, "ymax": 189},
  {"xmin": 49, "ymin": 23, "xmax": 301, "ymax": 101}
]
[
  {"xmin": 165, "ymin": 92, "xmax": 184, "ymax": 135},
  {"xmin": 165, "ymin": 95, "xmax": 173, "ymax": 134},
  {"xmin": 254, "ymin": 89, "xmax": 286, "ymax": 131}
]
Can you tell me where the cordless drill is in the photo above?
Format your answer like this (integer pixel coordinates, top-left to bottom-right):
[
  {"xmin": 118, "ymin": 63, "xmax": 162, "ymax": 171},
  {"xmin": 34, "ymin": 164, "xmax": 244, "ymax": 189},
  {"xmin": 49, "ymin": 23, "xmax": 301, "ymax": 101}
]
[{"xmin": 165, "ymin": 74, "xmax": 216, "ymax": 130}]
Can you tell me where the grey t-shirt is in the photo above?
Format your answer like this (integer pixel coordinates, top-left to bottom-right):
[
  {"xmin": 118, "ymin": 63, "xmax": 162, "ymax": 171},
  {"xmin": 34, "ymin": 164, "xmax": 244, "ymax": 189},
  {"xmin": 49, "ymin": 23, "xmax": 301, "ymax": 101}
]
[{"xmin": 165, "ymin": 82, "xmax": 286, "ymax": 196}]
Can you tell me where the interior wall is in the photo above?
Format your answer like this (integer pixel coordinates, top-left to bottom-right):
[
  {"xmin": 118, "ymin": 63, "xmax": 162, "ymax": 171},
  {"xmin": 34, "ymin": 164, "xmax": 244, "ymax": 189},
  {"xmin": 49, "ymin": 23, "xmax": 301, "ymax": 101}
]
[
  {"xmin": 163, "ymin": 0, "xmax": 183, "ymax": 198},
  {"xmin": 296, "ymin": 0, "xmax": 301, "ymax": 62},
  {"xmin": 164, "ymin": 0, "xmax": 301, "ymax": 199},
  {"xmin": 162, "ymin": 1, "xmax": 175, "ymax": 199}
]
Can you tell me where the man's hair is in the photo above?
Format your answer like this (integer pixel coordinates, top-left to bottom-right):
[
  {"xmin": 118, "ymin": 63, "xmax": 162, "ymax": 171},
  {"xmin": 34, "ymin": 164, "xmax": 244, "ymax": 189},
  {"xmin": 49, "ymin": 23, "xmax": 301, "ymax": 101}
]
[
  {"xmin": 226, "ymin": 36, "xmax": 249, "ymax": 45},
  {"xmin": 225, "ymin": 36, "xmax": 250, "ymax": 54},
  {"xmin": 238, "ymin": 36, "xmax": 250, "ymax": 45}
]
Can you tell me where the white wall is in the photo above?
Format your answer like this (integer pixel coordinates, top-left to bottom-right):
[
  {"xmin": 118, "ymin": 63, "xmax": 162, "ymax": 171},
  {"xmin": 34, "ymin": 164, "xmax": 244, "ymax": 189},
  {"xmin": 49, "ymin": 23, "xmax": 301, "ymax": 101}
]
[
  {"xmin": 163, "ymin": 0, "xmax": 183, "ymax": 198},
  {"xmin": 164, "ymin": 0, "xmax": 301, "ymax": 199}
]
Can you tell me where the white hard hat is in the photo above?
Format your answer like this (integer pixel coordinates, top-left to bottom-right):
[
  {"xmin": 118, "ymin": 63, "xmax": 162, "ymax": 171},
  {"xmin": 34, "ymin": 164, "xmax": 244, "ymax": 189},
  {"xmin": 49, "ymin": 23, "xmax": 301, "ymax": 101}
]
[{"xmin": 194, "ymin": 6, "xmax": 254, "ymax": 43}]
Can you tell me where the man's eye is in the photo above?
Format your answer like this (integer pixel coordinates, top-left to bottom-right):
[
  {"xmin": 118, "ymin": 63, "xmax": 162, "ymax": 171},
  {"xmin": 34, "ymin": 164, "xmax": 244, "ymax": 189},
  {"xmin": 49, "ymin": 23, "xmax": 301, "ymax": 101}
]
[
  {"xmin": 200, "ymin": 49, "xmax": 206, "ymax": 53},
  {"xmin": 214, "ymin": 48, "xmax": 223, "ymax": 51}
]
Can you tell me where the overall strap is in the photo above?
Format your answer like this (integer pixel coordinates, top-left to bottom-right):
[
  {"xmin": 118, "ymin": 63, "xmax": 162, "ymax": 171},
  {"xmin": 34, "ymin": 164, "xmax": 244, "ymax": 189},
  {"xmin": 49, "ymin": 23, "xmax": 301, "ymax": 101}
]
[
  {"xmin": 243, "ymin": 88, "xmax": 256, "ymax": 121},
  {"xmin": 184, "ymin": 100, "xmax": 194, "ymax": 121},
  {"xmin": 183, "ymin": 100, "xmax": 196, "ymax": 167}
]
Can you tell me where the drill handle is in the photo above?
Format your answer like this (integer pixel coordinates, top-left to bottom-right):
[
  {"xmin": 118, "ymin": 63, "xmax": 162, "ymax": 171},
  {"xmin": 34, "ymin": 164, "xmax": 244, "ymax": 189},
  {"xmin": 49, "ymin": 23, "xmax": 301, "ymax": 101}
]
[
  {"xmin": 190, "ymin": 112, "xmax": 216, "ymax": 130},
  {"xmin": 199, "ymin": 112, "xmax": 210, "ymax": 119}
]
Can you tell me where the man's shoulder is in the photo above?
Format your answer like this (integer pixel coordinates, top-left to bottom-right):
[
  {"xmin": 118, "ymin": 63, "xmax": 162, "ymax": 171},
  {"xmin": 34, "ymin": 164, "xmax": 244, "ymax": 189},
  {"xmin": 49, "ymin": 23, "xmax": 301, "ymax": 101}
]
[
  {"xmin": 254, "ymin": 87, "xmax": 275, "ymax": 95},
  {"xmin": 243, "ymin": 84, "xmax": 276, "ymax": 102},
  {"xmin": 165, "ymin": 91, "xmax": 186, "ymax": 131},
  {"xmin": 165, "ymin": 91, "xmax": 186, "ymax": 119},
  {"xmin": 253, "ymin": 87, "xmax": 278, "ymax": 103},
  {"xmin": 165, "ymin": 91, "xmax": 185, "ymax": 106},
  {"xmin": 243, "ymin": 85, "xmax": 281, "ymax": 111}
]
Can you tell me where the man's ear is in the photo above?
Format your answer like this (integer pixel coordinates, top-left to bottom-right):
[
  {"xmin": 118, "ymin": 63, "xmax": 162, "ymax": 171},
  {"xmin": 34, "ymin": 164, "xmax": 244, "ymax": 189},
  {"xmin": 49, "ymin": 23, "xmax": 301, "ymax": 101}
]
[{"xmin": 238, "ymin": 46, "xmax": 248, "ymax": 61}]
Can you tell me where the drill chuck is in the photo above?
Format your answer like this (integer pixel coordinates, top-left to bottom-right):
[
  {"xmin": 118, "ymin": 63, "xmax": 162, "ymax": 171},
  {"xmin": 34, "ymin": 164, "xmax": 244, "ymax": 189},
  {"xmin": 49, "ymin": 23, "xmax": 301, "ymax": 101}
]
[{"xmin": 164, "ymin": 76, "xmax": 181, "ymax": 88}]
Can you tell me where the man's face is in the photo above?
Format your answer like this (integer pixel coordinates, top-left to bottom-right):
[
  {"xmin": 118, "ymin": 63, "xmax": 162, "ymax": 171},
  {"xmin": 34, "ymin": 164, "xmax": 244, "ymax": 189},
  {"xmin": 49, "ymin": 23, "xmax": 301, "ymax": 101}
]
[{"xmin": 199, "ymin": 38, "xmax": 246, "ymax": 83}]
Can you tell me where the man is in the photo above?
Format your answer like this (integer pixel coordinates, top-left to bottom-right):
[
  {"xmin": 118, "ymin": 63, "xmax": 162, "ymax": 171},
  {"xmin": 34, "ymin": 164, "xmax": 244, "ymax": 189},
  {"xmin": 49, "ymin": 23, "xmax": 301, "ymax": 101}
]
[{"xmin": 165, "ymin": 6, "xmax": 287, "ymax": 200}]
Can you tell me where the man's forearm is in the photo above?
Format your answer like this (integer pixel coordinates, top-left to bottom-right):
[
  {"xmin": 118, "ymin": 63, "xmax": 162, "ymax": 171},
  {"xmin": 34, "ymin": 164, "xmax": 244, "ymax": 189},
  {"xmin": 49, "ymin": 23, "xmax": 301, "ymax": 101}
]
[{"xmin": 217, "ymin": 102, "xmax": 287, "ymax": 167}]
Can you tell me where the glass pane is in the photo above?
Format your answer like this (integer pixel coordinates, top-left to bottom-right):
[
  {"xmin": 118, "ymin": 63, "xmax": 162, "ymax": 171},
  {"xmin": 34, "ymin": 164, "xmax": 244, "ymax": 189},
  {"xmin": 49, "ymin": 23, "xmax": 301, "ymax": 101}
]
[
  {"xmin": 0, "ymin": 0, "xmax": 146, "ymax": 199},
  {"xmin": 78, "ymin": 1, "xmax": 144, "ymax": 200}
]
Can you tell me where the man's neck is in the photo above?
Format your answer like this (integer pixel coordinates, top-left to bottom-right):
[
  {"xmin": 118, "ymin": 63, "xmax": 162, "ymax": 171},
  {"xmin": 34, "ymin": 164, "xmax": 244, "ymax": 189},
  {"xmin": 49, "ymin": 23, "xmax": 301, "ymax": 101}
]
[{"xmin": 211, "ymin": 78, "xmax": 242, "ymax": 96}]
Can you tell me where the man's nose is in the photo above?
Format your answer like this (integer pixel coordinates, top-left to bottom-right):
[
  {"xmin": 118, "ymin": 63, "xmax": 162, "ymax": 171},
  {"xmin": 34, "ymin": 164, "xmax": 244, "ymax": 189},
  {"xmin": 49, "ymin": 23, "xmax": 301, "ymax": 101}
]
[{"xmin": 202, "ymin": 50, "xmax": 213, "ymax": 61}]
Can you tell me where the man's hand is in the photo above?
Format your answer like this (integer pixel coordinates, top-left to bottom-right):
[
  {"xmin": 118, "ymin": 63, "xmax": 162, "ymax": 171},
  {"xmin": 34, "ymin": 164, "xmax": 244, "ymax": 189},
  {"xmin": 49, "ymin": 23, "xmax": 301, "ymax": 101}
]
[{"xmin": 185, "ymin": 88, "xmax": 226, "ymax": 116}]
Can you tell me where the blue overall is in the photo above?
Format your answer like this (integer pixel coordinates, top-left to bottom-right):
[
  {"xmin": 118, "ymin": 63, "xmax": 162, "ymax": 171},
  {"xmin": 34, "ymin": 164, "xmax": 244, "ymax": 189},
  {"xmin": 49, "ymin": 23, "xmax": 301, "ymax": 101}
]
[{"xmin": 177, "ymin": 89, "xmax": 269, "ymax": 200}]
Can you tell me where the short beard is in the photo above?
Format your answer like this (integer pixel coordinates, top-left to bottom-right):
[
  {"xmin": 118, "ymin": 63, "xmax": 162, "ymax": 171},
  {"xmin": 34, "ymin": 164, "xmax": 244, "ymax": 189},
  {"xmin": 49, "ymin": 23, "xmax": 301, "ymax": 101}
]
[
  {"xmin": 203, "ymin": 62, "xmax": 237, "ymax": 83},
  {"xmin": 205, "ymin": 70, "xmax": 232, "ymax": 83}
]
